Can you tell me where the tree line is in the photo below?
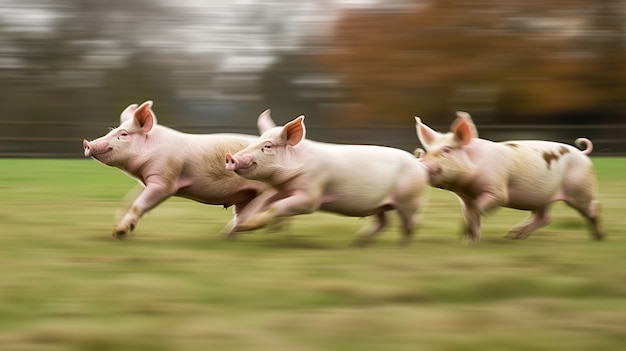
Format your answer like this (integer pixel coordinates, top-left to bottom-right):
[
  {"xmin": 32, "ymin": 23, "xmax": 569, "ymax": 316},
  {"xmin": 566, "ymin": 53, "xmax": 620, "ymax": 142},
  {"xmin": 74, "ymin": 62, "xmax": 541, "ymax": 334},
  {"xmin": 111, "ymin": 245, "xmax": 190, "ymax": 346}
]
[{"xmin": 0, "ymin": 0, "xmax": 624, "ymax": 156}]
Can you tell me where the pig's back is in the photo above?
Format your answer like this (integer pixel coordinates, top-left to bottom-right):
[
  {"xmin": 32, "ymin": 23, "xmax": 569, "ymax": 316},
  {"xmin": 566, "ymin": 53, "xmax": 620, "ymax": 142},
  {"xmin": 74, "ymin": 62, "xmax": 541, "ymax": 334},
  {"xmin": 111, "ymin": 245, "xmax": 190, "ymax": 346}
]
[
  {"xmin": 496, "ymin": 140, "xmax": 592, "ymax": 209},
  {"xmin": 498, "ymin": 140, "xmax": 591, "ymax": 177},
  {"xmin": 313, "ymin": 141, "xmax": 422, "ymax": 175},
  {"xmin": 190, "ymin": 133, "xmax": 258, "ymax": 145},
  {"xmin": 307, "ymin": 141, "xmax": 426, "ymax": 215}
]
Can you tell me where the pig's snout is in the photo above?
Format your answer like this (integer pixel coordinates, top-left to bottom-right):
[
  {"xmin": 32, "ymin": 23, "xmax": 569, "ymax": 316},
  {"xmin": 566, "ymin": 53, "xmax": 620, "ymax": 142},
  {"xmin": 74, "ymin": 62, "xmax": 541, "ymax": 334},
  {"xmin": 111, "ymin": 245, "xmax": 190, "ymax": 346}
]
[
  {"xmin": 83, "ymin": 139, "xmax": 111, "ymax": 158},
  {"xmin": 225, "ymin": 153, "xmax": 254, "ymax": 173},
  {"xmin": 430, "ymin": 164, "xmax": 442, "ymax": 175},
  {"xmin": 225, "ymin": 153, "xmax": 239, "ymax": 171},
  {"xmin": 83, "ymin": 139, "xmax": 92, "ymax": 157},
  {"xmin": 422, "ymin": 160, "xmax": 442, "ymax": 181}
]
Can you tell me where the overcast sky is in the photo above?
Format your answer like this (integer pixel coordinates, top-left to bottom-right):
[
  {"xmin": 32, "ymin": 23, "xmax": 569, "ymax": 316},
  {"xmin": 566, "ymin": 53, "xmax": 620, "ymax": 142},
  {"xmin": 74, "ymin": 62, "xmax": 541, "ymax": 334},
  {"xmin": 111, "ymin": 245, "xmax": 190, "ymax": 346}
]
[{"xmin": 0, "ymin": 0, "xmax": 390, "ymax": 74}]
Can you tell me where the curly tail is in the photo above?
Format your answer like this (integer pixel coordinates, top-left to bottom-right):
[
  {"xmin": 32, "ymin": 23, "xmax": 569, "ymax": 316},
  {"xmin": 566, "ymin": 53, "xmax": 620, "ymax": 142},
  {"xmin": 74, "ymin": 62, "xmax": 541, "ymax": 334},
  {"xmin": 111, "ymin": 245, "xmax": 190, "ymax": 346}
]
[{"xmin": 575, "ymin": 138, "xmax": 593, "ymax": 155}]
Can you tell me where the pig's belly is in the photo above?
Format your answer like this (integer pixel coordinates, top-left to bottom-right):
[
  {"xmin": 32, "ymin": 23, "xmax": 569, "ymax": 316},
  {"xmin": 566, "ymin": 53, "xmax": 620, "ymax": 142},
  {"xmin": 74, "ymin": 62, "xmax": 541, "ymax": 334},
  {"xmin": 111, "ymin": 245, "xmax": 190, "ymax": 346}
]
[
  {"xmin": 506, "ymin": 186, "xmax": 559, "ymax": 211},
  {"xmin": 319, "ymin": 199, "xmax": 394, "ymax": 217},
  {"xmin": 175, "ymin": 186, "xmax": 256, "ymax": 207}
]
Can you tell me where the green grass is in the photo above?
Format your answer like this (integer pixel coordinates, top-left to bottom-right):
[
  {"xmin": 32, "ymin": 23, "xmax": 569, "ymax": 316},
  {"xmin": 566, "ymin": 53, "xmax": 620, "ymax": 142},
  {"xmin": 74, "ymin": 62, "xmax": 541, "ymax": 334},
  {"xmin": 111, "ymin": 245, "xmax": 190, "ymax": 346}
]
[{"xmin": 0, "ymin": 158, "xmax": 625, "ymax": 351}]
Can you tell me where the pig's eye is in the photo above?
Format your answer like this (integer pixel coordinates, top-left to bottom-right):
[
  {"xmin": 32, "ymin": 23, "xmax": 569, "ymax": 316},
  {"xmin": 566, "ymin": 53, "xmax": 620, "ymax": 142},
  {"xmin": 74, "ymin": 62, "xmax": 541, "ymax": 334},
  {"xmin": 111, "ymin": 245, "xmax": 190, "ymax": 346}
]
[
  {"xmin": 120, "ymin": 132, "xmax": 128, "ymax": 137},
  {"xmin": 262, "ymin": 143, "xmax": 272, "ymax": 152},
  {"xmin": 441, "ymin": 147, "xmax": 452, "ymax": 154}
]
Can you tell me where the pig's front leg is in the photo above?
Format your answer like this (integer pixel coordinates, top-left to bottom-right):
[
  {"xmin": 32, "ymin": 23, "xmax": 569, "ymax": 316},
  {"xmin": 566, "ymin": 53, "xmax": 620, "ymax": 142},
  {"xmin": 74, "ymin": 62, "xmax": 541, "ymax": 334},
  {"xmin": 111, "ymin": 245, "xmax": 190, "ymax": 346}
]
[
  {"xmin": 114, "ymin": 178, "xmax": 172, "ymax": 238},
  {"xmin": 459, "ymin": 199, "xmax": 482, "ymax": 244},
  {"xmin": 461, "ymin": 190, "xmax": 506, "ymax": 243},
  {"xmin": 219, "ymin": 189, "xmax": 282, "ymax": 238},
  {"xmin": 352, "ymin": 212, "xmax": 389, "ymax": 247},
  {"xmin": 237, "ymin": 190, "xmax": 317, "ymax": 231},
  {"xmin": 460, "ymin": 189, "xmax": 506, "ymax": 243},
  {"xmin": 474, "ymin": 188, "xmax": 507, "ymax": 215}
]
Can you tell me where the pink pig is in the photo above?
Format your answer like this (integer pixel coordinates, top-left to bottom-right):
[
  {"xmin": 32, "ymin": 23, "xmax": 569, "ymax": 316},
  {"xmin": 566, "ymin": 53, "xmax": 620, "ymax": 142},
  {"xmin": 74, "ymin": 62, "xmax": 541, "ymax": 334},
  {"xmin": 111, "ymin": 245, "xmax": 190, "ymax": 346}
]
[
  {"xmin": 224, "ymin": 110, "xmax": 429, "ymax": 245},
  {"xmin": 83, "ymin": 100, "xmax": 276, "ymax": 238},
  {"xmin": 416, "ymin": 111, "xmax": 605, "ymax": 243}
]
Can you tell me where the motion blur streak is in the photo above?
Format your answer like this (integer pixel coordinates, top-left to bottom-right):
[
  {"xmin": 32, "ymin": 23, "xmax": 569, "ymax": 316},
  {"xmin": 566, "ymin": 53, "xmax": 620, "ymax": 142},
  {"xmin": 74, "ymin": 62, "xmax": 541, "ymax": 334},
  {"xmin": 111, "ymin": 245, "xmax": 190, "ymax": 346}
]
[{"xmin": 0, "ymin": 0, "xmax": 624, "ymax": 157}]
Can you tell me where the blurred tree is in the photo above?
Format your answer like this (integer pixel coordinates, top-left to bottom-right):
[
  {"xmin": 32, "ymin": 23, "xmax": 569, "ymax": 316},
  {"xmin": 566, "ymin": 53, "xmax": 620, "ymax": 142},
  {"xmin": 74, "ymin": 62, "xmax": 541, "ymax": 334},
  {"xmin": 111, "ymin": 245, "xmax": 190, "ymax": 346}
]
[
  {"xmin": 0, "ymin": 0, "xmax": 171, "ymax": 118},
  {"xmin": 99, "ymin": 51, "xmax": 179, "ymax": 124},
  {"xmin": 585, "ymin": 0, "xmax": 626, "ymax": 122},
  {"xmin": 318, "ymin": 0, "xmax": 625, "ymax": 125},
  {"xmin": 0, "ymin": 0, "xmax": 191, "ymax": 156},
  {"xmin": 257, "ymin": 51, "xmax": 343, "ymax": 125}
]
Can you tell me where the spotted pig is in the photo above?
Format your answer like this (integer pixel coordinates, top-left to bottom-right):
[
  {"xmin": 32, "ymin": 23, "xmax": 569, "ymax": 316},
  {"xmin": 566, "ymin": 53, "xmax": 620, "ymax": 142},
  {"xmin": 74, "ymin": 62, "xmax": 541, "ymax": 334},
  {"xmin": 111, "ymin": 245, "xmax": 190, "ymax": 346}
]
[{"xmin": 415, "ymin": 111, "xmax": 604, "ymax": 243}]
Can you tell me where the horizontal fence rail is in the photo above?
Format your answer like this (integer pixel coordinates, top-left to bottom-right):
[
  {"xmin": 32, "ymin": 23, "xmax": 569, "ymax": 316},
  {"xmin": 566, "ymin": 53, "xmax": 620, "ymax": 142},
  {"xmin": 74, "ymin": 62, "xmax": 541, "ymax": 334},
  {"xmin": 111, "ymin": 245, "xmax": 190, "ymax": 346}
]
[{"xmin": 1, "ymin": 121, "xmax": 625, "ymax": 157}]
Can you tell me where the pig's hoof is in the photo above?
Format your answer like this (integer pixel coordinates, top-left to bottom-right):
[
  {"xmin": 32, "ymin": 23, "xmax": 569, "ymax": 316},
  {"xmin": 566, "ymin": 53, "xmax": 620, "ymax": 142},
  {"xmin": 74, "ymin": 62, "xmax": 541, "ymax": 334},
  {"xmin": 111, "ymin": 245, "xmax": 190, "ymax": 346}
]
[
  {"xmin": 239, "ymin": 218, "xmax": 267, "ymax": 231},
  {"xmin": 112, "ymin": 226, "xmax": 133, "ymax": 239},
  {"xmin": 504, "ymin": 231, "xmax": 528, "ymax": 240},
  {"xmin": 462, "ymin": 236, "xmax": 480, "ymax": 245},
  {"xmin": 220, "ymin": 231, "xmax": 238, "ymax": 240},
  {"xmin": 592, "ymin": 232, "xmax": 606, "ymax": 241},
  {"xmin": 233, "ymin": 223, "xmax": 255, "ymax": 232},
  {"xmin": 112, "ymin": 222, "xmax": 135, "ymax": 239},
  {"xmin": 112, "ymin": 230, "xmax": 128, "ymax": 239}
]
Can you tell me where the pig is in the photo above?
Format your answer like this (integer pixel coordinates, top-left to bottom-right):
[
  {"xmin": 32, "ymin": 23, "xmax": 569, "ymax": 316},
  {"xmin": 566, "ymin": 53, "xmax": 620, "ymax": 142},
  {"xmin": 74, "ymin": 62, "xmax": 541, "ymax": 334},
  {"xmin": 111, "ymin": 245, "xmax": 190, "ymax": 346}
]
[
  {"xmin": 415, "ymin": 111, "xmax": 605, "ymax": 243},
  {"xmin": 83, "ymin": 100, "xmax": 277, "ymax": 238},
  {"xmin": 224, "ymin": 110, "xmax": 429, "ymax": 245}
]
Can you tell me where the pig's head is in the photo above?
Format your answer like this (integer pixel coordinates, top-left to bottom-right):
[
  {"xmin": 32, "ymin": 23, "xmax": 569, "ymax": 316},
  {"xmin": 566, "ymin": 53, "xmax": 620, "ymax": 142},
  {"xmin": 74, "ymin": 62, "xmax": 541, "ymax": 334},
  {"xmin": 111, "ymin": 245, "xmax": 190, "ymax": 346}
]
[
  {"xmin": 83, "ymin": 100, "xmax": 157, "ymax": 168},
  {"xmin": 415, "ymin": 111, "xmax": 478, "ymax": 188},
  {"xmin": 225, "ymin": 110, "xmax": 305, "ymax": 183}
]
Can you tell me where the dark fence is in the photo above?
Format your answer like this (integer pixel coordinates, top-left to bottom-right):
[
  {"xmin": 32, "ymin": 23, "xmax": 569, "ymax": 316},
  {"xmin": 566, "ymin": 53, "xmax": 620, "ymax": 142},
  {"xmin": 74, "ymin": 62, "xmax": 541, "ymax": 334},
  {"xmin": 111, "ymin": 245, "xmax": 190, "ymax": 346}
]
[{"xmin": 1, "ymin": 121, "xmax": 625, "ymax": 157}]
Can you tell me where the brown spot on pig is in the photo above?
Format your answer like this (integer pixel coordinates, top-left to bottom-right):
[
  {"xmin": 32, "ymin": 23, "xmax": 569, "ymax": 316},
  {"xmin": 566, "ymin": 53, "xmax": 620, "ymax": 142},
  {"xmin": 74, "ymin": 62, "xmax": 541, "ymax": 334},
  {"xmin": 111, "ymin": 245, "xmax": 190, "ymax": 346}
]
[
  {"xmin": 559, "ymin": 146, "xmax": 570, "ymax": 155},
  {"xmin": 542, "ymin": 151, "xmax": 560, "ymax": 169}
]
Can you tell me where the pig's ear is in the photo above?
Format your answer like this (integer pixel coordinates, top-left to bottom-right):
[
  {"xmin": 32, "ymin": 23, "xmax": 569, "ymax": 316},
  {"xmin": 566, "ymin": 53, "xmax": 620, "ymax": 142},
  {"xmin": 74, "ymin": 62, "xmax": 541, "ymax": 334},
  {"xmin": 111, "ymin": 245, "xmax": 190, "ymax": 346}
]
[
  {"xmin": 257, "ymin": 109, "xmax": 276, "ymax": 134},
  {"xmin": 415, "ymin": 117, "xmax": 438, "ymax": 149},
  {"xmin": 134, "ymin": 100, "xmax": 157, "ymax": 133},
  {"xmin": 451, "ymin": 111, "xmax": 477, "ymax": 145},
  {"xmin": 120, "ymin": 104, "xmax": 138, "ymax": 124},
  {"xmin": 281, "ymin": 115, "xmax": 306, "ymax": 146}
]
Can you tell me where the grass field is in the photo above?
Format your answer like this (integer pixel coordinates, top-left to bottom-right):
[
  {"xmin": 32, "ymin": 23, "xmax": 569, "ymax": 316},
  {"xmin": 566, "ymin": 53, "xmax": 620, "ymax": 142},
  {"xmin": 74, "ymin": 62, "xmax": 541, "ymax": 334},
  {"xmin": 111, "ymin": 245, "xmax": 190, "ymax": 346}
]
[{"xmin": 1, "ymin": 158, "xmax": 625, "ymax": 351}]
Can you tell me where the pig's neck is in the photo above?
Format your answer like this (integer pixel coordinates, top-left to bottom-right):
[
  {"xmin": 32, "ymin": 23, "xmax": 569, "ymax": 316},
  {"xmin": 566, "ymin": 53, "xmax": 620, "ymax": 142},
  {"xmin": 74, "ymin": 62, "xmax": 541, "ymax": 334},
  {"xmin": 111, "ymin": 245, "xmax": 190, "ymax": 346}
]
[
  {"xmin": 125, "ymin": 126, "xmax": 187, "ymax": 183},
  {"xmin": 451, "ymin": 138, "xmax": 513, "ymax": 197},
  {"xmin": 269, "ymin": 142, "xmax": 308, "ymax": 188}
]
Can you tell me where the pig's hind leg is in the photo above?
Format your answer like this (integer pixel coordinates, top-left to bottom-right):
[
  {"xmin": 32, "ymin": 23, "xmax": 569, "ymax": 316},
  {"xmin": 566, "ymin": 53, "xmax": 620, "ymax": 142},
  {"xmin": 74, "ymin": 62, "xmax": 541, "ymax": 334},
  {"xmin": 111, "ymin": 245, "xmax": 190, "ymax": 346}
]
[
  {"xmin": 565, "ymin": 198, "xmax": 605, "ymax": 241},
  {"xmin": 352, "ymin": 212, "xmax": 389, "ymax": 246},
  {"xmin": 562, "ymin": 165, "xmax": 605, "ymax": 240},
  {"xmin": 395, "ymin": 207, "xmax": 420, "ymax": 246},
  {"xmin": 504, "ymin": 208, "xmax": 550, "ymax": 240}
]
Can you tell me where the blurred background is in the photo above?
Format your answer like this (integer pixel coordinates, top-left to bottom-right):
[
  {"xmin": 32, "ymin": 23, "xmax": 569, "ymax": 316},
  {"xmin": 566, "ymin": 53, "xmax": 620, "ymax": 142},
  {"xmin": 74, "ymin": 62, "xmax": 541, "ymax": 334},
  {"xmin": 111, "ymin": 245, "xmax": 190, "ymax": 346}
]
[{"xmin": 0, "ymin": 0, "xmax": 624, "ymax": 157}]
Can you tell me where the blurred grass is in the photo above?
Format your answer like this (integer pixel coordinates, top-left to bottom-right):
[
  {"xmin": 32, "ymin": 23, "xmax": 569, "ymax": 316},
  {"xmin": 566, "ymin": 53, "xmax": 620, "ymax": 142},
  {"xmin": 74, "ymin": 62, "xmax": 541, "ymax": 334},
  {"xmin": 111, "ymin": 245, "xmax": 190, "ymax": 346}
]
[{"xmin": 0, "ymin": 158, "xmax": 625, "ymax": 351}]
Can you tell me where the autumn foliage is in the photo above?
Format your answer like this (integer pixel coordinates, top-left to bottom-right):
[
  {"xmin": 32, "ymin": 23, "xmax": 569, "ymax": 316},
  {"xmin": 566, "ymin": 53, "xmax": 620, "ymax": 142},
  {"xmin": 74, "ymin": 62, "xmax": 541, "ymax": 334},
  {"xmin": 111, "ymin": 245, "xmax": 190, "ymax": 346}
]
[{"xmin": 318, "ymin": 0, "xmax": 625, "ymax": 124}]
